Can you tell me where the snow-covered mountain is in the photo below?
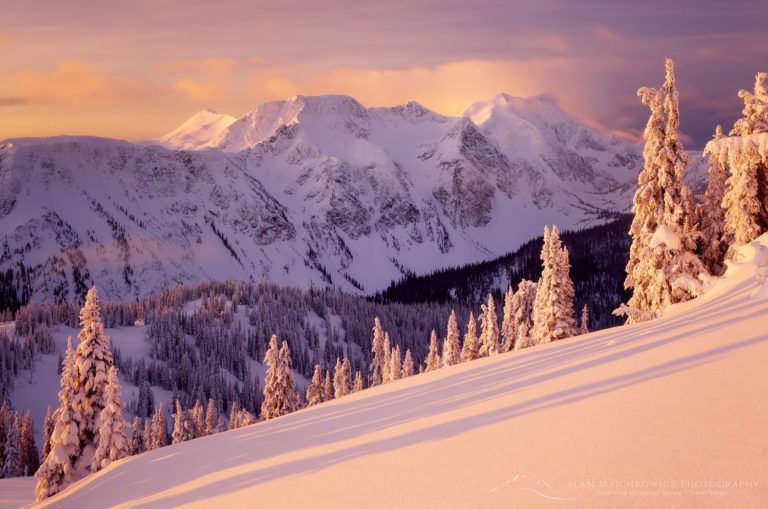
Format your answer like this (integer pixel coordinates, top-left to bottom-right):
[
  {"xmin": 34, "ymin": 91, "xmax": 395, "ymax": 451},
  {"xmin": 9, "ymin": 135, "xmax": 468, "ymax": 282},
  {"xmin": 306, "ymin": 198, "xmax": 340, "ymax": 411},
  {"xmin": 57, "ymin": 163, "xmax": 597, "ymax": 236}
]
[
  {"xmin": 13, "ymin": 234, "xmax": 768, "ymax": 509},
  {"xmin": 1, "ymin": 93, "xmax": 661, "ymax": 301}
]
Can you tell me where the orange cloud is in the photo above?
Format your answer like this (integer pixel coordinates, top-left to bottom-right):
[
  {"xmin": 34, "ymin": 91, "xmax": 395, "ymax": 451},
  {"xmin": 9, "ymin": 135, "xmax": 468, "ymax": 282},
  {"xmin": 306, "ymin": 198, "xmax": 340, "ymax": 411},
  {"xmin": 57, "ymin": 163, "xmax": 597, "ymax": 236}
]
[
  {"xmin": 173, "ymin": 78, "xmax": 228, "ymax": 102},
  {"xmin": 248, "ymin": 58, "xmax": 598, "ymax": 119},
  {"xmin": 10, "ymin": 60, "xmax": 161, "ymax": 107}
]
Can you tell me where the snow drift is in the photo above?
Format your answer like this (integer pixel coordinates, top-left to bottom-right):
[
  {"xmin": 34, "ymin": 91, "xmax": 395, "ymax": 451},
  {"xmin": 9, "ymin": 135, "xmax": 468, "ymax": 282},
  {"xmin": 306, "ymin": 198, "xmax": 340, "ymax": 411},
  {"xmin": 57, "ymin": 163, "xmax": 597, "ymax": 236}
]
[{"xmin": 26, "ymin": 234, "xmax": 768, "ymax": 508}]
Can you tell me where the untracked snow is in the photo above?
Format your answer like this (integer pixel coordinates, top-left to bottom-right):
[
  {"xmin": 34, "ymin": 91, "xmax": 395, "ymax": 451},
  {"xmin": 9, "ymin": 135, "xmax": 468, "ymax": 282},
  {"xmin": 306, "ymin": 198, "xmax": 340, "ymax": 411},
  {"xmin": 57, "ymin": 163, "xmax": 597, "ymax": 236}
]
[{"xmin": 24, "ymin": 234, "xmax": 768, "ymax": 508}]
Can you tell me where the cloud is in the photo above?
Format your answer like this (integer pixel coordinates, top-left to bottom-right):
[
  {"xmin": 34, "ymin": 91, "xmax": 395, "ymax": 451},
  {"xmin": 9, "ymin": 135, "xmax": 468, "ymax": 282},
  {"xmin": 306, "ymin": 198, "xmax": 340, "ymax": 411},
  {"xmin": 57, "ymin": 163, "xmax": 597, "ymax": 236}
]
[
  {"xmin": 173, "ymin": 78, "xmax": 228, "ymax": 102},
  {"xmin": 10, "ymin": 60, "xmax": 162, "ymax": 107},
  {"xmin": 0, "ymin": 97, "xmax": 28, "ymax": 107}
]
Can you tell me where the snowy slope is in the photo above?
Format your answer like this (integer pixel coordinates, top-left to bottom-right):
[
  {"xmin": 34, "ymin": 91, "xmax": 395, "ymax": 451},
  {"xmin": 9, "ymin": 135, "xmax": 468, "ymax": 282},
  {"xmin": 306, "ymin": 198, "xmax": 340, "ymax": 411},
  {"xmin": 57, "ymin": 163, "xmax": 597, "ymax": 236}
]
[
  {"xmin": 25, "ymin": 235, "xmax": 768, "ymax": 508},
  {"xmin": 0, "ymin": 94, "xmax": 709, "ymax": 302},
  {"xmin": 155, "ymin": 110, "xmax": 236, "ymax": 151}
]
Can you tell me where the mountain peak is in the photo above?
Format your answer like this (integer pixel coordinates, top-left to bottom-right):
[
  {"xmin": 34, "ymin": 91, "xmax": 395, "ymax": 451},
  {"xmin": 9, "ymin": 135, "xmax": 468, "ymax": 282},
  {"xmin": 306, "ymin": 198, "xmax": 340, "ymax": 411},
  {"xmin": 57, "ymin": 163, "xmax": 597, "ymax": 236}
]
[{"xmin": 156, "ymin": 109, "xmax": 236, "ymax": 151}]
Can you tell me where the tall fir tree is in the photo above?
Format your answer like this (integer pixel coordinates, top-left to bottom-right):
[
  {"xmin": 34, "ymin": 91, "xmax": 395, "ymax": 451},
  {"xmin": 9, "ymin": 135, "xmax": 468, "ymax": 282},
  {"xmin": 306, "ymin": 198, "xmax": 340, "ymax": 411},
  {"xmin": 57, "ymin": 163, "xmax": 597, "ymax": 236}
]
[
  {"xmin": 461, "ymin": 312, "xmax": 479, "ymax": 362},
  {"xmin": 333, "ymin": 358, "xmax": 351, "ymax": 398},
  {"xmin": 621, "ymin": 59, "xmax": 707, "ymax": 322},
  {"xmin": 425, "ymin": 330, "xmax": 441, "ymax": 372},
  {"xmin": 532, "ymin": 226, "xmax": 578, "ymax": 343},
  {"xmin": 91, "ymin": 366, "xmax": 128, "ymax": 472},
  {"xmin": 353, "ymin": 370, "xmax": 364, "ymax": 392},
  {"xmin": 382, "ymin": 332, "xmax": 392, "ymax": 384},
  {"xmin": 509, "ymin": 279, "xmax": 537, "ymax": 351},
  {"xmin": 500, "ymin": 286, "xmax": 515, "ymax": 352},
  {"xmin": 323, "ymin": 370, "xmax": 334, "ymax": 402},
  {"xmin": 21, "ymin": 410, "xmax": 40, "ymax": 476},
  {"xmin": 731, "ymin": 72, "xmax": 768, "ymax": 136},
  {"xmin": 128, "ymin": 417, "xmax": 145, "ymax": 456},
  {"xmin": 579, "ymin": 305, "xmax": 589, "ymax": 335},
  {"xmin": 479, "ymin": 294, "xmax": 499, "ymax": 356},
  {"xmin": 1, "ymin": 412, "xmax": 21, "ymax": 478},
  {"xmin": 72, "ymin": 286, "xmax": 114, "ymax": 467},
  {"xmin": 402, "ymin": 349, "xmax": 415, "ymax": 377},
  {"xmin": 442, "ymin": 310, "xmax": 461, "ymax": 367},
  {"xmin": 389, "ymin": 345, "xmax": 402, "ymax": 381},
  {"xmin": 261, "ymin": 336, "xmax": 300, "ymax": 420},
  {"xmin": 306, "ymin": 364, "xmax": 324, "ymax": 406},
  {"xmin": 42, "ymin": 405, "xmax": 54, "ymax": 460},
  {"xmin": 698, "ymin": 125, "xmax": 730, "ymax": 274},
  {"xmin": 150, "ymin": 403, "xmax": 167, "ymax": 450},
  {"xmin": 35, "ymin": 337, "xmax": 79, "ymax": 501},
  {"xmin": 204, "ymin": 399, "xmax": 217, "ymax": 436},
  {"xmin": 368, "ymin": 317, "xmax": 386, "ymax": 387}
]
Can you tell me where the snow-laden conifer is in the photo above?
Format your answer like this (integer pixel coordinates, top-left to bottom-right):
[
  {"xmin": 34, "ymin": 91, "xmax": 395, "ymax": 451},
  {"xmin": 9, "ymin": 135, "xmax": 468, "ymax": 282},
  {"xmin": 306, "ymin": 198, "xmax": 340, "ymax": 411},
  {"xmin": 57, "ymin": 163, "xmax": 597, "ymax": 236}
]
[
  {"xmin": 509, "ymin": 280, "xmax": 537, "ymax": 351},
  {"xmin": 323, "ymin": 370, "xmax": 334, "ymax": 402},
  {"xmin": 461, "ymin": 312, "xmax": 479, "ymax": 362},
  {"xmin": 532, "ymin": 226, "xmax": 577, "ymax": 343},
  {"xmin": 35, "ymin": 337, "xmax": 79, "ymax": 501},
  {"xmin": 261, "ymin": 336, "xmax": 300, "ymax": 420},
  {"xmin": 172, "ymin": 400, "xmax": 195, "ymax": 445},
  {"xmin": 389, "ymin": 345, "xmax": 402, "ymax": 381},
  {"xmin": 425, "ymin": 330, "xmax": 441, "ymax": 372},
  {"xmin": 621, "ymin": 60, "xmax": 707, "ymax": 321},
  {"xmin": 72, "ymin": 286, "xmax": 114, "ymax": 461},
  {"xmin": 442, "ymin": 310, "xmax": 461, "ymax": 367},
  {"xmin": 204, "ymin": 399, "xmax": 217, "ymax": 436},
  {"xmin": 42, "ymin": 405, "xmax": 54, "ymax": 460},
  {"xmin": 1, "ymin": 412, "xmax": 21, "ymax": 478},
  {"xmin": 306, "ymin": 364, "xmax": 325, "ymax": 406},
  {"xmin": 369, "ymin": 317, "xmax": 386, "ymax": 387},
  {"xmin": 91, "ymin": 366, "xmax": 128, "ymax": 472},
  {"xmin": 699, "ymin": 125, "xmax": 730, "ymax": 274},
  {"xmin": 479, "ymin": 294, "xmax": 499, "ymax": 356},
  {"xmin": 353, "ymin": 370, "xmax": 364, "ymax": 392},
  {"xmin": 128, "ymin": 417, "xmax": 144, "ymax": 455},
  {"xmin": 382, "ymin": 332, "xmax": 392, "ymax": 384},
  {"xmin": 21, "ymin": 410, "xmax": 40, "ymax": 476},
  {"xmin": 402, "ymin": 349, "xmax": 415, "ymax": 377},
  {"xmin": 333, "ymin": 358, "xmax": 351, "ymax": 398},
  {"xmin": 579, "ymin": 305, "xmax": 589, "ymax": 335}
]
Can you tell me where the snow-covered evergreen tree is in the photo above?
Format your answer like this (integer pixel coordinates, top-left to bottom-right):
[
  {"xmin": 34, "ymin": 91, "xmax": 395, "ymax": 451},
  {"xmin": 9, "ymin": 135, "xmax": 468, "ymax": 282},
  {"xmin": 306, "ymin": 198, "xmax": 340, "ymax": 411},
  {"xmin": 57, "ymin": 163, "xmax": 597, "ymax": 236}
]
[
  {"xmin": 442, "ymin": 310, "xmax": 461, "ymax": 367},
  {"xmin": 71, "ymin": 286, "xmax": 114, "ymax": 469},
  {"xmin": 369, "ymin": 317, "xmax": 386, "ymax": 387},
  {"xmin": 715, "ymin": 76, "xmax": 768, "ymax": 247},
  {"xmin": 731, "ymin": 72, "xmax": 768, "ymax": 137},
  {"xmin": 479, "ymin": 294, "xmax": 499, "ymax": 356},
  {"xmin": 91, "ymin": 366, "xmax": 128, "ymax": 472},
  {"xmin": 143, "ymin": 419, "xmax": 152, "ymax": 451},
  {"xmin": 698, "ymin": 126, "xmax": 730, "ymax": 274},
  {"xmin": 42, "ymin": 405, "xmax": 54, "ymax": 460},
  {"xmin": 261, "ymin": 335, "xmax": 300, "ymax": 420},
  {"xmin": 509, "ymin": 280, "xmax": 537, "ymax": 351},
  {"xmin": 172, "ymin": 400, "xmax": 195, "ymax": 445},
  {"xmin": 532, "ymin": 226, "xmax": 578, "ymax": 343},
  {"xmin": 306, "ymin": 364, "xmax": 324, "ymax": 406},
  {"xmin": 34, "ymin": 337, "xmax": 79, "ymax": 501},
  {"xmin": 621, "ymin": 60, "xmax": 707, "ymax": 322},
  {"xmin": 499, "ymin": 286, "xmax": 515, "ymax": 353},
  {"xmin": 382, "ymin": 332, "xmax": 392, "ymax": 384},
  {"xmin": 191, "ymin": 400, "xmax": 204, "ymax": 439},
  {"xmin": 389, "ymin": 345, "xmax": 402, "ymax": 381},
  {"xmin": 333, "ymin": 358, "xmax": 351, "ymax": 398},
  {"xmin": 204, "ymin": 399, "xmax": 217, "ymax": 436},
  {"xmin": 323, "ymin": 370, "xmax": 334, "ymax": 402},
  {"xmin": 579, "ymin": 305, "xmax": 589, "ymax": 335},
  {"xmin": 228, "ymin": 401, "xmax": 239, "ymax": 431},
  {"xmin": 425, "ymin": 330, "xmax": 441, "ymax": 372},
  {"xmin": 128, "ymin": 417, "xmax": 144, "ymax": 456},
  {"xmin": 353, "ymin": 370, "xmax": 364, "ymax": 392},
  {"xmin": 21, "ymin": 410, "xmax": 39, "ymax": 476},
  {"xmin": 402, "ymin": 349, "xmax": 415, "ymax": 377},
  {"xmin": 150, "ymin": 403, "xmax": 167, "ymax": 450},
  {"xmin": 1, "ymin": 412, "xmax": 21, "ymax": 478},
  {"xmin": 461, "ymin": 312, "xmax": 479, "ymax": 362}
]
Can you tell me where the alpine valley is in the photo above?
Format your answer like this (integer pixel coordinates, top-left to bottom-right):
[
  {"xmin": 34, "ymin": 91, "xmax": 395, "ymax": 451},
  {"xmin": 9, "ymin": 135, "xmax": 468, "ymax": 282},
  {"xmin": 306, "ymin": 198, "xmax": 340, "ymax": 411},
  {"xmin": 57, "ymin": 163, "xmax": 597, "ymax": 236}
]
[{"xmin": 0, "ymin": 93, "xmax": 706, "ymax": 303}]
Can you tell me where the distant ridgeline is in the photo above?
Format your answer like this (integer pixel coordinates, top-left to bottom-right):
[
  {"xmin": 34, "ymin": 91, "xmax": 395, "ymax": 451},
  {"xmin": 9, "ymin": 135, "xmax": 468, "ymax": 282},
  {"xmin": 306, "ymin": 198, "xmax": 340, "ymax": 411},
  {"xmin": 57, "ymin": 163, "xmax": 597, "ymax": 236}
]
[{"xmin": 376, "ymin": 215, "xmax": 633, "ymax": 332}]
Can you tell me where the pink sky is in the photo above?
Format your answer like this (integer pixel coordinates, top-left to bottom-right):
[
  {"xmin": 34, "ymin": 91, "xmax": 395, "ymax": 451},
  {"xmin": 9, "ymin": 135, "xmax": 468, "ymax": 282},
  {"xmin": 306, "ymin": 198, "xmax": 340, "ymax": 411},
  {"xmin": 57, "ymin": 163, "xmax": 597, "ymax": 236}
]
[{"xmin": 1, "ymin": 0, "xmax": 765, "ymax": 147}]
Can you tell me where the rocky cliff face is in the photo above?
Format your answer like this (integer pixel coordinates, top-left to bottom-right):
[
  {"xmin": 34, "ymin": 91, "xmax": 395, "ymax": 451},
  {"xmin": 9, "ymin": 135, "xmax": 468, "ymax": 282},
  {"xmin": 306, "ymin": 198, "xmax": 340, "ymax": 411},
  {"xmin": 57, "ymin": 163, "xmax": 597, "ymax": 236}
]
[{"xmin": 1, "ymin": 93, "xmax": 701, "ymax": 302}]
